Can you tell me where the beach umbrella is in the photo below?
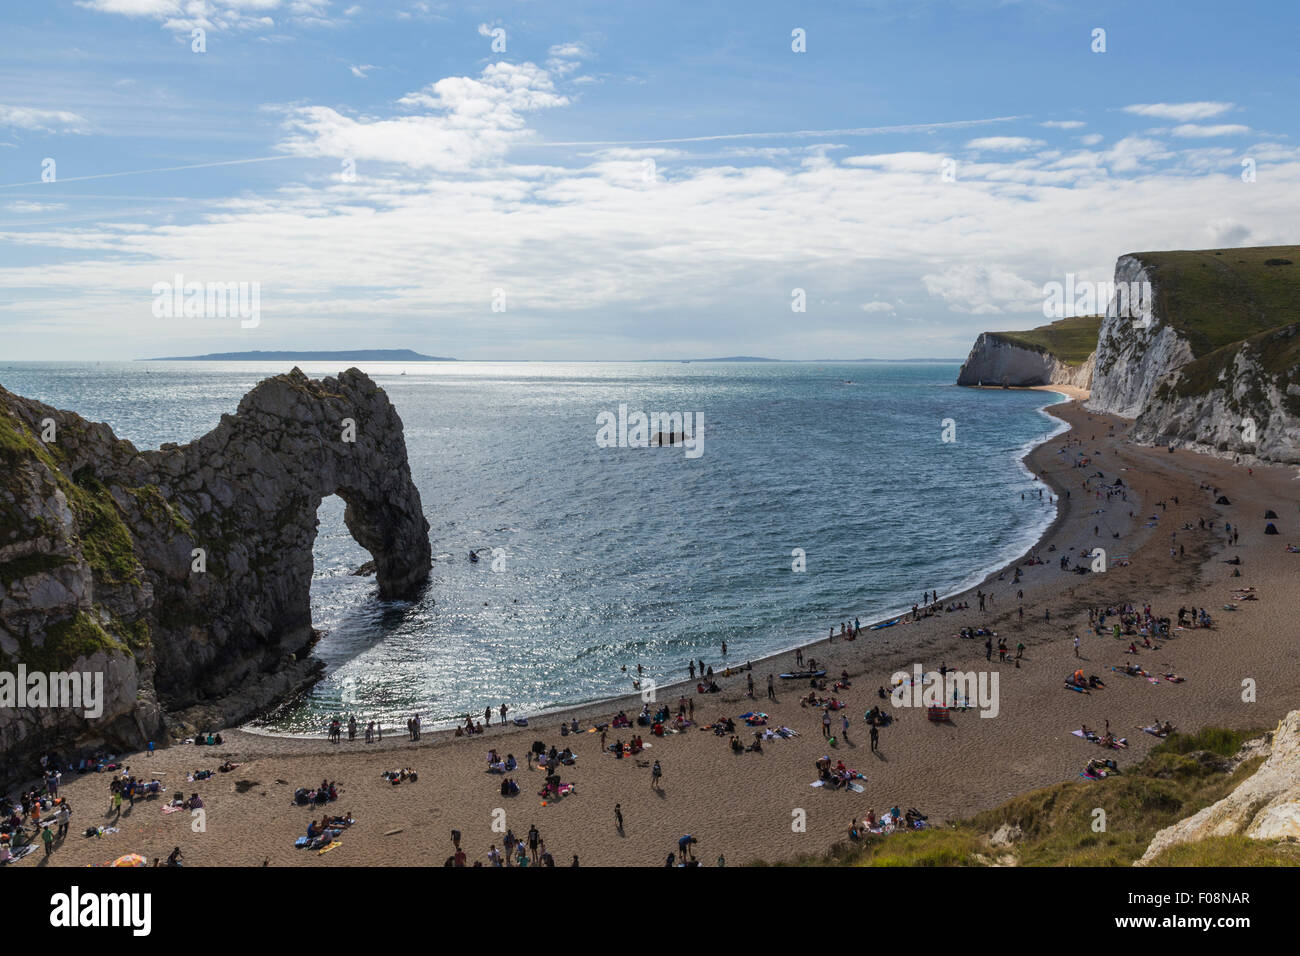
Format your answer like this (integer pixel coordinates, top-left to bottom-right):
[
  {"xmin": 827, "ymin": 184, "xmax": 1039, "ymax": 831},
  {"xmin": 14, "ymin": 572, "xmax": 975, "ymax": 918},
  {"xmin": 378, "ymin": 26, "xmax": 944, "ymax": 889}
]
[{"xmin": 112, "ymin": 853, "xmax": 147, "ymax": 867}]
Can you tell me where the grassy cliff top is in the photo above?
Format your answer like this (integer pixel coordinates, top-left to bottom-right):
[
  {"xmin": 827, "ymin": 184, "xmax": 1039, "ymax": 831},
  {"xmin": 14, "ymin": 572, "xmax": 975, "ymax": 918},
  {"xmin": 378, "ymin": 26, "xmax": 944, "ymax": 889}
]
[
  {"xmin": 989, "ymin": 315, "xmax": 1102, "ymax": 366},
  {"xmin": 1130, "ymin": 245, "xmax": 1300, "ymax": 357}
]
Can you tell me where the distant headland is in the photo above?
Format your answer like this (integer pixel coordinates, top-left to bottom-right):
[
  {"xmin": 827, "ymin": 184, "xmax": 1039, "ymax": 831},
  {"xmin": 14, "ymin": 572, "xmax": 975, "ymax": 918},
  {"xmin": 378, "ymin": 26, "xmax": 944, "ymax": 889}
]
[{"xmin": 141, "ymin": 349, "xmax": 456, "ymax": 362}]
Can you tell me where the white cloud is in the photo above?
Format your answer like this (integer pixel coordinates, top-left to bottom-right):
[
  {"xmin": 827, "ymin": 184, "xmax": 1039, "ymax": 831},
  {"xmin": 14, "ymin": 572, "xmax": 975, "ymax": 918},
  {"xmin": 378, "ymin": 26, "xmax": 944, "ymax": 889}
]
[
  {"xmin": 922, "ymin": 265, "xmax": 1043, "ymax": 315},
  {"xmin": 965, "ymin": 136, "xmax": 1045, "ymax": 152},
  {"xmin": 1041, "ymin": 121, "xmax": 1085, "ymax": 130},
  {"xmin": 1170, "ymin": 123, "xmax": 1251, "ymax": 138},
  {"xmin": 279, "ymin": 61, "xmax": 568, "ymax": 171},
  {"xmin": 859, "ymin": 300, "xmax": 894, "ymax": 313},
  {"xmin": 0, "ymin": 104, "xmax": 91, "ymax": 134},
  {"xmin": 1122, "ymin": 101, "xmax": 1234, "ymax": 121}
]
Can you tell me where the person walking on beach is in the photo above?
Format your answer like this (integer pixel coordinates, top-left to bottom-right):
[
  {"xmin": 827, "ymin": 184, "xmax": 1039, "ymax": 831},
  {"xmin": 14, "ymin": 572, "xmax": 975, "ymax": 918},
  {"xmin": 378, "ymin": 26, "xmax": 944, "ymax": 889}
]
[
  {"xmin": 527, "ymin": 824, "xmax": 540, "ymax": 864},
  {"xmin": 500, "ymin": 702, "xmax": 509, "ymax": 725},
  {"xmin": 42, "ymin": 823, "xmax": 54, "ymax": 857},
  {"xmin": 1074, "ymin": 635, "xmax": 1080, "ymax": 658},
  {"xmin": 651, "ymin": 760, "xmax": 663, "ymax": 790},
  {"xmin": 795, "ymin": 648, "xmax": 803, "ymax": 667},
  {"xmin": 485, "ymin": 705, "xmax": 492, "ymax": 727},
  {"xmin": 689, "ymin": 660, "xmax": 695, "ymax": 680},
  {"xmin": 721, "ymin": 641, "xmax": 727, "ymax": 658},
  {"xmin": 56, "ymin": 802, "xmax": 71, "ymax": 839},
  {"xmin": 767, "ymin": 674, "xmax": 775, "ymax": 700},
  {"xmin": 985, "ymin": 637, "xmax": 993, "ymax": 661},
  {"xmin": 747, "ymin": 674, "xmax": 754, "ymax": 698},
  {"xmin": 614, "ymin": 803, "xmax": 624, "ymax": 832},
  {"xmin": 842, "ymin": 714, "xmax": 851, "ymax": 741},
  {"xmin": 822, "ymin": 710, "xmax": 832, "ymax": 738},
  {"xmin": 870, "ymin": 724, "xmax": 879, "ymax": 752}
]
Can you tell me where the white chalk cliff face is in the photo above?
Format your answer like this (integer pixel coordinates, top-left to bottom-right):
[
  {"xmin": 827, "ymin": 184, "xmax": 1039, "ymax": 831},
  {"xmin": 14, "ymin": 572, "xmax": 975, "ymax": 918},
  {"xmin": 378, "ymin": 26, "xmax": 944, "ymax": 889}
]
[
  {"xmin": 1139, "ymin": 711, "xmax": 1300, "ymax": 863},
  {"xmin": 1087, "ymin": 255, "xmax": 1299, "ymax": 465},
  {"xmin": 1133, "ymin": 326, "xmax": 1300, "ymax": 465},
  {"xmin": 956, "ymin": 334, "xmax": 1095, "ymax": 389},
  {"xmin": 1087, "ymin": 256, "xmax": 1195, "ymax": 418}
]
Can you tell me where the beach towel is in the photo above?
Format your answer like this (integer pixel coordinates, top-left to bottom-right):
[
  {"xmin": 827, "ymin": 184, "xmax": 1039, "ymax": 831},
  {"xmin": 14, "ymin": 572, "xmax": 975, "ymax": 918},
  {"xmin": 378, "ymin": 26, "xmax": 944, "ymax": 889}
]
[
  {"xmin": 5, "ymin": 844, "xmax": 38, "ymax": 862},
  {"xmin": 318, "ymin": 841, "xmax": 342, "ymax": 855}
]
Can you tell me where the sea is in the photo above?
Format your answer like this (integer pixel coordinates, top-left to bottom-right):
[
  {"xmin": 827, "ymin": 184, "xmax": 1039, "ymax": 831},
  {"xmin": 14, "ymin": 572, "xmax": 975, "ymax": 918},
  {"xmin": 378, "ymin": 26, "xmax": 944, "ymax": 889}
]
[{"xmin": 0, "ymin": 360, "xmax": 1066, "ymax": 735}]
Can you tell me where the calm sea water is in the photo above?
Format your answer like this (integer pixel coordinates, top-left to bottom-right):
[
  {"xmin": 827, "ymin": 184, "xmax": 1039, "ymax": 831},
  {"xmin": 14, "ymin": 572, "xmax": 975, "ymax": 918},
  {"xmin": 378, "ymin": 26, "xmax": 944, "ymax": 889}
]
[{"xmin": 1, "ymin": 361, "xmax": 1064, "ymax": 734}]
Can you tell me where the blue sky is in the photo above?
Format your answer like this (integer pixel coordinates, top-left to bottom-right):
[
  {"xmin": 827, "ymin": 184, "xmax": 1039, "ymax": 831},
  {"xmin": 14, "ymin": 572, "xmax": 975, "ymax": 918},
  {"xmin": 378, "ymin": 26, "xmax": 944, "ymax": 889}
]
[{"xmin": 1, "ymin": 0, "xmax": 1298, "ymax": 360}]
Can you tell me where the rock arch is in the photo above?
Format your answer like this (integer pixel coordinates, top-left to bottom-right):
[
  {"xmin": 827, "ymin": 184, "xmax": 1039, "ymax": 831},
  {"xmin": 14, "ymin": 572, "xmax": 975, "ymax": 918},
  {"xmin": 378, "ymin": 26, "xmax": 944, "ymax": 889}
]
[{"xmin": 0, "ymin": 367, "xmax": 431, "ymax": 753}]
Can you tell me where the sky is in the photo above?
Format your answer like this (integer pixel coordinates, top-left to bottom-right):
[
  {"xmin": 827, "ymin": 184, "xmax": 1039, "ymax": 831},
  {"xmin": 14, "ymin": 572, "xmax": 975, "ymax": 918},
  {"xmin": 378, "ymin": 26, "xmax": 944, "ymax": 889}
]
[{"xmin": 1, "ymin": 0, "xmax": 1298, "ymax": 361}]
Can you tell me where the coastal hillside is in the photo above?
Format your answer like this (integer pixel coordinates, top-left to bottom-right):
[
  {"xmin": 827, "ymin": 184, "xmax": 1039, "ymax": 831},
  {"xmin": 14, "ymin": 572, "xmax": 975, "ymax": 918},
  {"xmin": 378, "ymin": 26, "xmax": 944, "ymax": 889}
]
[
  {"xmin": 761, "ymin": 721, "xmax": 1300, "ymax": 867},
  {"xmin": 0, "ymin": 369, "xmax": 431, "ymax": 783},
  {"xmin": 1088, "ymin": 245, "xmax": 1300, "ymax": 463},
  {"xmin": 955, "ymin": 316, "xmax": 1100, "ymax": 388}
]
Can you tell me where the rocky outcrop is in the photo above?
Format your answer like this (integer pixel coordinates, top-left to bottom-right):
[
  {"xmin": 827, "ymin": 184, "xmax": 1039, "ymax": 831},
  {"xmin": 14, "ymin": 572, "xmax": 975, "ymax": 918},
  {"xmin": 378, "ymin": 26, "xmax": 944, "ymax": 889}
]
[
  {"xmin": 1138, "ymin": 712, "xmax": 1300, "ymax": 864},
  {"xmin": 956, "ymin": 333, "xmax": 1095, "ymax": 389},
  {"xmin": 0, "ymin": 368, "xmax": 431, "ymax": 781}
]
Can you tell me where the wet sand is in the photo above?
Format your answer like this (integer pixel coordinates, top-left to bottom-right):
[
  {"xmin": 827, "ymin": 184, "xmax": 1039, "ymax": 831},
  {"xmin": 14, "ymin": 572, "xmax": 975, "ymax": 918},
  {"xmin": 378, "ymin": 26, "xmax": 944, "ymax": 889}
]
[{"xmin": 19, "ymin": 398, "xmax": 1300, "ymax": 867}]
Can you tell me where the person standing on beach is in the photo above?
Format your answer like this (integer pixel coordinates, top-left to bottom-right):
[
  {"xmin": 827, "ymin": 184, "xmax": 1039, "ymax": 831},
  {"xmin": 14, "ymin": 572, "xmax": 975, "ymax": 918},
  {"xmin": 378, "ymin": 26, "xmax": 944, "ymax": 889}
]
[
  {"xmin": 842, "ymin": 714, "xmax": 851, "ymax": 741},
  {"xmin": 870, "ymin": 724, "xmax": 879, "ymax": 752},
  {"xmin": 985, "ymin": 637, "xmax": 993, "ymax": 661},
  {"xmin": 1074, "ymin": 635, "xmax": 1080, "ymax": 657},
  {"xmin": 767, "ymin": 674, "xmax": 775, "ymax": 700},
  {"xmin": 500, "ymin": 703, "xmax": 509, "ymax": 725},
  {"xmin": 689, "ymin": 661, "xmax": 696, "ymax": 680},
  {"xmin": 485, "ymin": 705, "xmax": 492, "ymax": 727},
  {"xmin": 822, "ymin": 710, "xmax": 832, "ymax": 738},
  {"xmin": 721, "ymin": 641, "xmax": 727, "ymax": 658},
  {"xmin": 747, "ymin": 674, "xmax": 754, "ymax": 698},
  {"xmin": 615, "ymin": 803, "xmax": 624, "ymax": 832},
  {"xmin": 651, "ymin": 760, "xmax": 663, "ymax": 790}
]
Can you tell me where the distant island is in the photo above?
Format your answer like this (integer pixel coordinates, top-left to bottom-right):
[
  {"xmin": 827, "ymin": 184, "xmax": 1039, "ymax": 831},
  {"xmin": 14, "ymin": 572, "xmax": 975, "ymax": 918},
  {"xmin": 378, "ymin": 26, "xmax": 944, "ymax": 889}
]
[{"xmin": 142, "ymin": 349, "xmax": 456, "ymax": 362}]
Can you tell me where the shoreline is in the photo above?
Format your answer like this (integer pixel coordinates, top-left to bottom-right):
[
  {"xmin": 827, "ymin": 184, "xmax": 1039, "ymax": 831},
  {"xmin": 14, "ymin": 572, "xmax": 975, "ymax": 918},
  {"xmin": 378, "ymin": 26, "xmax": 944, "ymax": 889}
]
[
  {"xmin": 19, "ymin": 394, "xmax": 1300, "ymax": 866},
  {"xmin": 240, "ymin": 387, "xmax": 1080, "ymax": 745}
]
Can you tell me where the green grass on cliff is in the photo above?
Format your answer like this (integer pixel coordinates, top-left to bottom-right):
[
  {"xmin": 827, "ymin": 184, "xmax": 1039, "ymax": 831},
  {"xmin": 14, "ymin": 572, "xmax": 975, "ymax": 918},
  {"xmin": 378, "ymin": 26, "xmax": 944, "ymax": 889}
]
[
  {"xmin": 752, "ymin": 727, "xmax": 1300, "ymax": 867},
  {"xmin": 1157, "ymin": 322, "xmax": 1300, "ymax": 418},
  {"xmin": 990, "ymin": 315, "xmax": 1102, "ymax": 366},
  {"xmin": 0, "ymin": 404, "xmax": 146, "ymax": 671},
  {"xmin": 1132, "ymin": 245, "xmax": 1300, "ymax": 357}
]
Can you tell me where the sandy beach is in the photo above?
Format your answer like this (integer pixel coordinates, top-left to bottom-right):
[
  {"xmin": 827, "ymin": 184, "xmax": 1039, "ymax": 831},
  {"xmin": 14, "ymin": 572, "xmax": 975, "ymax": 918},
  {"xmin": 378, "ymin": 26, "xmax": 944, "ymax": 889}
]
[{"xmin": 15, "ymin": 396, "xmax": 1299, "ymax": 867}]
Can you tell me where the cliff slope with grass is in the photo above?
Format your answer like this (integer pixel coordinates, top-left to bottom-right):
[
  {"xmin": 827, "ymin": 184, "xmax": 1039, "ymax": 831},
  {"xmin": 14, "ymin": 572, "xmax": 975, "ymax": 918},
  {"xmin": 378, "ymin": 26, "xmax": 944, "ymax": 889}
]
[
  {"xmin": 756, "ymin": 723, "xmax": 1300, "ymax": 867},
  {"xmin": 0, "ymin": 368, "xmax": 431, "ymax": 782},
  {"xmin": 956, "ymin": 316, "xmax": 1100, "ymax": 389}
]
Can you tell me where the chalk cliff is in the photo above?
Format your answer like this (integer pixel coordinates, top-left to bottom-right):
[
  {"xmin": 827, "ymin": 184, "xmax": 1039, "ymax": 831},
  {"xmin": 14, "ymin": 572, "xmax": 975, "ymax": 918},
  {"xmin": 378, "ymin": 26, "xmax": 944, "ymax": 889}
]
[
  {"xmin": 1139, "ymin": 711, "xmax": 1300, "ymax": 864},
  {"xmin": 1086, "ymin": 247, "xmax": 1300, "ymax": 465},
  {"xmin": 0, "ymin": 368, "xmax": 431, "ymax": 781},
  {"xmin": 956, "ymin": 333, "xmax": 1095, "ymax": 388}
]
